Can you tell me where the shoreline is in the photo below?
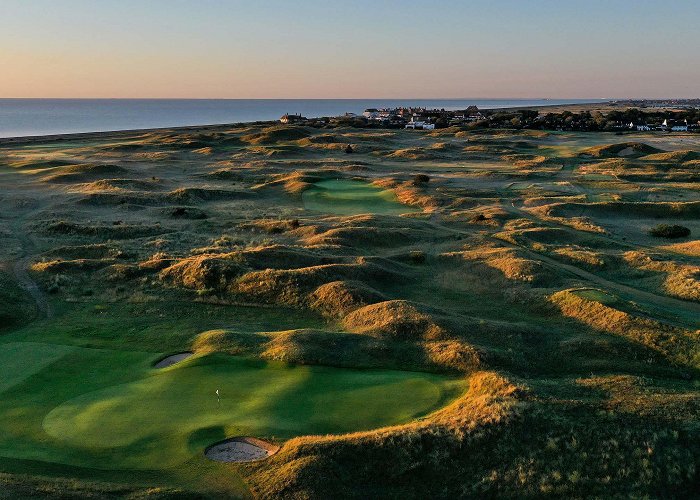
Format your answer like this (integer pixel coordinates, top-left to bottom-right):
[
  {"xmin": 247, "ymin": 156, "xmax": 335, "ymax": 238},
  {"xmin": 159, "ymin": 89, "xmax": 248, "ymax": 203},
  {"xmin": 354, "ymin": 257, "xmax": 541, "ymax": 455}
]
[
  {"xmin": 3, "ymin": 100, "xmax": 695, "ymax": 145},
  {"xmin": 0, "ymin": 101, "xmax": 611, "ymax": 145}
]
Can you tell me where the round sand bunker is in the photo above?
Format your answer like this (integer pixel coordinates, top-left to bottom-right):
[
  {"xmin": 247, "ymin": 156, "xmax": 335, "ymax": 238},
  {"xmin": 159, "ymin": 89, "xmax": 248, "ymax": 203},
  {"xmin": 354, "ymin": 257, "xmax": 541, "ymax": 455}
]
[
  {"xmin": 154, "ymin": 352, "xmax": 193, "ymax": 368},
  {"xmin": 205, "ymin": 437, "xmax": 279, "ymax": 463}
]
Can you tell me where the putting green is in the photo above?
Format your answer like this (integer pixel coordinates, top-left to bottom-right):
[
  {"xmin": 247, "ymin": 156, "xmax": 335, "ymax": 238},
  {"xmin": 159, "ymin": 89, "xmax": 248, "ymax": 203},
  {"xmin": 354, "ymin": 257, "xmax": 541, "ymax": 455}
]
[
  {"xmin": 571, "ymin": 288, "xmax": 619, "ymax": 306},
  {"xmin": 0, "ymin": 341, "xmax": 464, "ymax": 470},
  {"xmin": 302, "ymin": 179, "xmax": 418, "ymax": 215}
]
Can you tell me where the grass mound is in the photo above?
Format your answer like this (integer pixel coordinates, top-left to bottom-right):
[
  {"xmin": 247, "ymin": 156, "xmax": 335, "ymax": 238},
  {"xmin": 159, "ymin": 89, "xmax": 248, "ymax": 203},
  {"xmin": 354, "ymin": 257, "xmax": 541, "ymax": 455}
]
[
  {"xmin": 342, "ymin": 300, "xmax": 449, "ymax": 340},
  {"xmin": 485, "ymin": 252, "xmax": 554, "ymax": 285},
  {"xmin": 240, "ymin": 218, "xmax": 300, "ymax": 234},
  {"xmin": 81, "ymin": 178, "xmax": 163, "ymax": 192},
  {"xmin": 384, "ymin": 146, "xmax": 456, "ymax": 160},
  {"xmin": 42, "ymin": 244, "xmax": 125, "ymax": 260},
  {"xmin": 550, "ymin": 289, "xmax": 700, "ymax": 368},
  {"xmin": 167, "ymin": 187, "xmax": 254, "ymax": 203},
  {"xmin": 194, "ymin": 328, "xmax": 466, "ymax": 372},
  {"xmin": 160, "ymin": 254, "xmax": 246, "ymax": 292},
  {"xmin": 659, "ymin": 240, "xmax": 700, "ymax": 256},
  {"xmin": 262, "ymin": 171, "xmax": 327, "ymax": 196},
  {"xmin": 31, "ymin": 258, "xmax": 116, "ymax": 273},
  {"xmin": 238, "ymin": 245, "xmax": 338, "ymax": 271},
  {"xmin": 162, "ymin": 206, "xmax": 208, "ymax": 219},
  {"xmin": 579, "ymin": 142, "xmax": 663, "ymax": 158},
  {"xmin": 500, "ymin": 153, "xmax": 547, "ymax": 167},
  {"xmin": 309, "ymin": 280, "xmax": 386, "ymax": 317},
  {"xmin": 42, "ymin": 164, "xmax": 129, "ymax": 183},
  {"xmin": 305, "ymin": 224, "xmax": 419, "ymax": 248},
  {"xmin": 234, "ymin": 262, "xmax": 396, "ymax": 307},
  {"xmin": 43, "ymin": 221, "xmax": 168, "ymax": 239},
  {"xmin": 296, "ymin": 135, "xmax": 353, "ymax": 151},
  {"xmin": 641, "ymin": 150, "xmax": 700, "ymax": 163},
  {"xmin": 242, "ymin": 125, "xmax": 312, "ymax": 145}
]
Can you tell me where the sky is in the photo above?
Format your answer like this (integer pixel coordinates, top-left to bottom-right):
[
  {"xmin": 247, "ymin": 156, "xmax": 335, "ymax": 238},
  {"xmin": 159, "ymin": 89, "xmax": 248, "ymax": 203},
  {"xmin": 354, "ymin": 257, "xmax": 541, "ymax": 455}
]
[{"xmin": 1, "ymin": 0, "xmax": 699, "ymax": 99}]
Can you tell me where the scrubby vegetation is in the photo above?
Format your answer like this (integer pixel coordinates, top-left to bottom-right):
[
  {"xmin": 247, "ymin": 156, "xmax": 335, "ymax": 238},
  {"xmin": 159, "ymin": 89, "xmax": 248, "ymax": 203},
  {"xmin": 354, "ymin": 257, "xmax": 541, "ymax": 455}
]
[
  {"xmin": 1, "ymin": 121, "xmax": 700, "ymax": 498},
  {"xmin": 649, "ymin": 224, "xmax": 691, "ymax": 239}
]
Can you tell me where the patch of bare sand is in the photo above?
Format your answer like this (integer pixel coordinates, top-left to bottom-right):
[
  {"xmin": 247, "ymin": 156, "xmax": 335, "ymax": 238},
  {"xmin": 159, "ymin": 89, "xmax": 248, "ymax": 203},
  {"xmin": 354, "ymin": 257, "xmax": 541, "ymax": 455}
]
[
  {"xmin": 154, "ymin": 352, "xmax": 193, "ymax": 368},
  {"xmin": 205, "ymin": 437, "xmax": 279, "ymax": 462}
]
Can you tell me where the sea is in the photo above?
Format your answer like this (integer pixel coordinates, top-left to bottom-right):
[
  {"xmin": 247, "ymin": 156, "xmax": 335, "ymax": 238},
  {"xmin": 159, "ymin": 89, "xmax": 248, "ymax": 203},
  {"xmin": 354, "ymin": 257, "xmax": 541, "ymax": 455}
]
[{"xmin": 0, "ymin": 98, "xmax": 607, "ymax": 138}]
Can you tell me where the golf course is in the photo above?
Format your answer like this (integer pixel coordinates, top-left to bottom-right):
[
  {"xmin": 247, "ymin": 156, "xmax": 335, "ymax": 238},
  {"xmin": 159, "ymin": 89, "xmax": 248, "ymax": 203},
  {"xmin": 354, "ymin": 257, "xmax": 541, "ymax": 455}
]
[{"xmin": 1, "ymin": 120, "xmax": 700, "ymax": 498}]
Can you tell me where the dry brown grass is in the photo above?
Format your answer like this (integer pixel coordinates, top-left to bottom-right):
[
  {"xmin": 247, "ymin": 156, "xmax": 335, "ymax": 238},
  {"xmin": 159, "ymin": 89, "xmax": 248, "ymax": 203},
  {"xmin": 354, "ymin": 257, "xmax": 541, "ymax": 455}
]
[
  {"xmin": 240, "ymin": 218, "xmax": 301, "ymax": 234},
  {"xmin": 241, "ymin": 125, "xmax": 312, "ymax": 145},
  {"xmin": 159, "ymin": 253, "xmax": 246, "ymax": 292},
  {"xmin": 552, "ymin": 246, "xmax": 607, "ymax": 269},
  {"xmin": 41, "ymin": 164, "xmax": 129, "ymax": 183},
  {"xmin": 308, "ymin": 280, "xmax": 385, "ymax": 317},
  {"xmin": 342, "ymin": 300, "xmax": 449, "ymax": 340},
  {"xmin": 641, "ymin": 150, "xmax": 700, "ymax": 162},
  {"xmin": 623, "ymin": 251, "xmax": 700, "ymax": 302},
  {"xmin": 658, "ymin": 240, "xmax": 700, "ymax": 257},
  {"xmin": 550, "ymin": 289, "xmax": 700, "ymax": 367},
  {"xmin": 579, "ymin": 142, "xmax": 663, "ymax": 158}
]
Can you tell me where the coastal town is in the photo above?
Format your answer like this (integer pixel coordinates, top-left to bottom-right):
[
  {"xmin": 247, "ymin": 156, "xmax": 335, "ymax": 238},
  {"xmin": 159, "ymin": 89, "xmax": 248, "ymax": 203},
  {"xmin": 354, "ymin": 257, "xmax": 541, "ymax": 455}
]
[{"xmin": 281, "ymin": 100, "xmax": 700, "ymax": 133}]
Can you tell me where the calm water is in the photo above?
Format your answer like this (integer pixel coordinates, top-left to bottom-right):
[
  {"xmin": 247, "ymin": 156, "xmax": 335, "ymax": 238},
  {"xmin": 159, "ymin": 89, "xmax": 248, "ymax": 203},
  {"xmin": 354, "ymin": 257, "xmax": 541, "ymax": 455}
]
[{"xmin": 0, "ymin": 98, "xmax": 606, "ymax": 138}]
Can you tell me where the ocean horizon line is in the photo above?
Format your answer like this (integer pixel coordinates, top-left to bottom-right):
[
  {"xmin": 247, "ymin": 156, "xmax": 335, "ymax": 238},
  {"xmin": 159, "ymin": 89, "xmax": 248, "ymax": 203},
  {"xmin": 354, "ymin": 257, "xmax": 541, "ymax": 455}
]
[{"xmin": 0, "ymin": 98, "xmax": 608, "ymax": 139}]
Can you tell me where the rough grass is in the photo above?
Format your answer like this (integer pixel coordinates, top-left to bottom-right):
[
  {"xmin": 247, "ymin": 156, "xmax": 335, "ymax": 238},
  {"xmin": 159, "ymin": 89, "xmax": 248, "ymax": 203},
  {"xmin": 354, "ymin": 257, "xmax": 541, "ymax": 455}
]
[
  {"xmin": 550, "ymin": 289, "xmax": 700, "ymax": 369},
  {"xmin": 579, "ymin": 142, "xmax": 663, "ymax": 158},
  {"xmin": 0, "ymin": 272, "xmax": 36, "ymax": 330},
  {"xmin": 241, "ymin": 126, "xmax": 312, "ymax": 145}
]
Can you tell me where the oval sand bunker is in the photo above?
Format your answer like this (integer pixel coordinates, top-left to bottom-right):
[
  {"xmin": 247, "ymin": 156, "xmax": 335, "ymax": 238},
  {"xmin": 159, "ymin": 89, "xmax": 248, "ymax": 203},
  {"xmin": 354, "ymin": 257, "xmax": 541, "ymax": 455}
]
[
  {"xmin": 205, "ymin": 437, "xmax": 279, "ymax": 463},
  {"xmin": 154, "ymin": 352, "xmax": 193, "ymax": 368}
]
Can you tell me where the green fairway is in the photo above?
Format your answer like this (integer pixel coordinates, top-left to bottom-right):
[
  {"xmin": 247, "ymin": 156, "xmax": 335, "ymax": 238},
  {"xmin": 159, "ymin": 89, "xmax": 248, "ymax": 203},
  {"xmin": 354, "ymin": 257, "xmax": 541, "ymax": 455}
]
[
  {"xmin": 302, "ymin": 179, "xmax": 418, "ymax": 215},
  {"xmin": 571, "ymin": 288, "xmax": 619, "ymax": 306},
  {"xmin": 0, "ymin": 342, "xmax": 76, "ymax": 394},
  {"xmin": 0, "ymin": 340, "xmax": 464, "ymax": 471}
]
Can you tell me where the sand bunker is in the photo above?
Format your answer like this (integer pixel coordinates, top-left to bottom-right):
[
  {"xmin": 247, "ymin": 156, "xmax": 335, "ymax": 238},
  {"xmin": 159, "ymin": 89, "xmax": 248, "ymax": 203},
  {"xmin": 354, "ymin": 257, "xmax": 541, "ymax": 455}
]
[
  {"xmin": 154, "ymin": 352, "xmax": 193, "ymax": 368},
  {"xmin": 205, "ymin": 436, "xmax": 279, "ymax": 463}
]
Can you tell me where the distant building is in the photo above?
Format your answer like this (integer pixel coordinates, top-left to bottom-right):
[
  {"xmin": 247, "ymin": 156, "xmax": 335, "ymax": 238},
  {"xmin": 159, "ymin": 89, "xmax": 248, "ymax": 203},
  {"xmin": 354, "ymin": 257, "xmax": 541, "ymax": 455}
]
[
  {"xmin": 280, "ymin": 113, "xmax": 306, "ymax": 124},
  {"xmin": 363, "ymin": 108, "xmax": 380, "ymax": 120},
  {"xmin": 405, "ymin": 119, "xmax": 435, "ymax": 130},
  {"xmin": 662, "ymin": 119, "xmax": 688, "ymax": 132},
  {"xmin": 630, "ymin": 122, "xmax": 651, "ymax": 131}
]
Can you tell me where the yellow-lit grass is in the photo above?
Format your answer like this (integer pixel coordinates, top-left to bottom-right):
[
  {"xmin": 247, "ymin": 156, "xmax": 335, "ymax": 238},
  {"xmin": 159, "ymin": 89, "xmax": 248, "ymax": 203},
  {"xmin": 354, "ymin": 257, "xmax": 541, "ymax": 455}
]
[{"xmin": 550, "ymin": 289, "xmax": 700, "ymax": 367}]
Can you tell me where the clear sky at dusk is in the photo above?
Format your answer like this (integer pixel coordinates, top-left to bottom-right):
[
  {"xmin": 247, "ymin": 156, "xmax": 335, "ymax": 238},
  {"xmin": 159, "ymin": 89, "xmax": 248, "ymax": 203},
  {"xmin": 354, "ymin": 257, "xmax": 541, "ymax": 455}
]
[{"xmin": 2, "ymin": 0, "xmax": 698, "ymax": 99}]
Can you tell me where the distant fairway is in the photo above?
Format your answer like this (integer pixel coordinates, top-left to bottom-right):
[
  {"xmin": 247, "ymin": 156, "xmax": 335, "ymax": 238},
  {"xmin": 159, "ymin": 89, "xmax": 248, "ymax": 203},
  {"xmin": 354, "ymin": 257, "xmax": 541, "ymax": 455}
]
[
  {"xmin": 302, "ymin": 179, "xmax": 417, "ymax": 215},
  {"xmin": 0, "ymin": 340, "xmax": 464, "ymax": 470}
]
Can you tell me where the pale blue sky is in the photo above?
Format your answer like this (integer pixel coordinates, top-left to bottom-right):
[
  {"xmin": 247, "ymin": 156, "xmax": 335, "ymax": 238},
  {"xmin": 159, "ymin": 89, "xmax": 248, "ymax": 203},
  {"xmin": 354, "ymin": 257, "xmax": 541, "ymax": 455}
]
[{"xmin": 1, "ymin": 0, "xmax": 698, "ymax": 98}]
